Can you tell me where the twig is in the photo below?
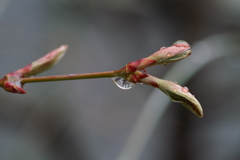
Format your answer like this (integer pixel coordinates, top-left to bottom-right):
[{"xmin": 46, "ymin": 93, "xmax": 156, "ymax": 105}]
[{"xmin": 20, "ymin": 68, "xmax": 125, "ymax": 84}]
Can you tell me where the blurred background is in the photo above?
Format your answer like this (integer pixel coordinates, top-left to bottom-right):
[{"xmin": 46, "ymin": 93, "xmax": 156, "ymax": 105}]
[{"xmin": 0, "ymin": 0, "xmax": 240, "ymax": 160}]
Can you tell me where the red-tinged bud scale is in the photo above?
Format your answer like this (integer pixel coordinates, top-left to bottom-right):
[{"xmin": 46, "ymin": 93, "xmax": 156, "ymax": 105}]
[
  {"xmin": 1, "ymin": 74, "xmax": 26, "ymax": 94},
  {"xmin": 126, "ymin": 65, "xmax": 138, "ymax": 74},
  {"xmin": 126, "ymin": 58, "xmax": 156, "ymax": 74},
  {"xmin": 3, "ymin": 81, "xmax": 26, "ymax": 94},
  {"xmin": 149, "ymin": 81, "xmax": 159, "ymax": 88},
  {"xmin": 135, "ymin": 73, "xmax": 148, "ymax": 80}
]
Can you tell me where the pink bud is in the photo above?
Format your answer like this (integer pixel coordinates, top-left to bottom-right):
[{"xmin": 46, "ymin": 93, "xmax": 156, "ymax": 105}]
[{"xmin": 0, "ymin": 45, "xmax": 68, "ymax": 94}]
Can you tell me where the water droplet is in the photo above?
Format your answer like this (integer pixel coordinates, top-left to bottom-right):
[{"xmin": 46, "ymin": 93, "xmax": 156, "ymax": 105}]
[
  {"xmin": 111, "ymin": 77, "xmax": 135, "ymax": 90},
  {"xmin": 160, "ymin": 47, "xmax": 166, "ymax": 50},
  {"xmin": 182, "ymin": 86, "xmax": 189, "ymax": 93},
  {"xmin": 167, "ymin": 53, "xmax": 172, "ymax": 57},
  {"xmin": 171, "ymin": 81, "xmax": 178, "ymax": 84},
  {"xmin": 172, "ymin": 40, "xmax": 190, "ymax": 47}
]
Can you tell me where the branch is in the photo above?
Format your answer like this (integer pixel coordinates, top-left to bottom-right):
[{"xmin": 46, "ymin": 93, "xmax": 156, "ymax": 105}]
[
  {"xmin": 0, "ymin": 40, "xmax": 203, "ymax": 117},
  {"xmin": 20, "ymin": 69, "xmax": 125, "ymax": 84}
]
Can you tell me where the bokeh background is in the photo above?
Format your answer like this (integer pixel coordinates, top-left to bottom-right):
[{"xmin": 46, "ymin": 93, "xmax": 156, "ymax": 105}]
[{"xmin": 0, "ymin": 0, "xmax": 240, "ymax": 160}]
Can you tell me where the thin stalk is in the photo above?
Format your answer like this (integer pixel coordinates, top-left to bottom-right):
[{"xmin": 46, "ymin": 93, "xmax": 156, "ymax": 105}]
[{"xmin": 20, "ymin": 68, "xmax": 126, "ymax": 84}]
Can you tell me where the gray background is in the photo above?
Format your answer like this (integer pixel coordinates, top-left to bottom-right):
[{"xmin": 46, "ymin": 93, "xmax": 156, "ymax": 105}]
[{"xmin": 0, "ymin": 0, "xmax": 240, "ymax": 160}]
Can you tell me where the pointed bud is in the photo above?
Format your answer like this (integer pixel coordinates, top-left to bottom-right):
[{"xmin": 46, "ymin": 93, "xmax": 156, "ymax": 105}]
[
  {"xmin": 16, "ymin": 45, "xmax": 68, "ymax": 77},
  {"xmin": 156, "ymin": 79, "xmax": 203, "ymax": 118},
  {"xmin": 0, "ymin": 45, "xmax": 68, "ymax": 94},
  {"xmin": 148, "ymin": 40, "xmax": 191, "ymax": 66},
  {"xmin": 135, "ymin": 71, "xmax": 203, "ymax": 118},
  {"xmin": 125, "ymin": 40, "xmax": 191, "ymax": 74}
]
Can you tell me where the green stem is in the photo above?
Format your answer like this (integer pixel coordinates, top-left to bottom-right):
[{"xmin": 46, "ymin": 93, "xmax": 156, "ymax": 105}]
[{"xmin": 20, "ymin": 68, "xmax": 126, "ymax": 84}]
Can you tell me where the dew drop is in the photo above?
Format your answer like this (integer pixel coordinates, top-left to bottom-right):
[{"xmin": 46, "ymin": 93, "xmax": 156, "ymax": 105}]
[
  {"xmin": 167, "ymin": 53, "xmax": 172, "ymax": 57},
  {"xmin": 182, "ymin": 86, "xmax": 189, "ymax": 93},
  {"xmin": 172, "ymin": 40, "xmax": 190, "ymax": 47},
  {"xmin": 160, "ymin": 47, "xmax": 166, "ymax": 50},
  {"xmin": 171, "ymin": 81, "xmax": 178, "ymax": 84},
  {"xmin": 111, "ymin": 77, "xmax": 135, "ymax": 90}
]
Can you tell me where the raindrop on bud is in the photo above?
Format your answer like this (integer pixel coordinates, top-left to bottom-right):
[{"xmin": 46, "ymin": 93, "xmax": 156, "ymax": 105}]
[
  {"xmin": 182, "ymin": 86, "xmax": 189, "ymax": 93},
  {"xmin": 160, "ymin": 47, "xmax": 166, "ymax": 50},
  {"xmin": 172, "ymin": 40, "xmax": 190, "ymax": 48},
  {"xmin": 111, "ymin": 77, "xmax": 135, "ymax": 90},
  {"xmin": 171, "ymin": 81, "xmax": 178, "ymax": 84},
  {"xmin": 167, "ymin": 53, "xmax": 172, "ymax": 57}
]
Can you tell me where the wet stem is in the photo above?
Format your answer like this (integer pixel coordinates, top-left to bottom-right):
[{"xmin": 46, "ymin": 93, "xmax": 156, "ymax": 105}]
[{"xmin": 20, "ymin": 68, "xmax": 126, "ymax": 84}]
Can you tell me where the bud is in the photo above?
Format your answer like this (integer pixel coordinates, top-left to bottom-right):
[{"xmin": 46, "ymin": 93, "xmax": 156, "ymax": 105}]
[
  {"xmin": 148, "ymin": 40, "xmax": 191, "ymax": 66},
  {"xmin": 157, "ymin": 79, "xmax": 203, "ymax": 118},
  {"xmin": 134, "ymin": 71, "xmax": 203, "ymax": 118},
  {"xmin": 0, "ymin": 45, "xmax": 68, "ymax": 94},
  {"xmin": 16, "ymin": 45, "xmax": 68, "ymax": 77},
  {"xmin": 126, "ymin": 40, "xmax": 191, "ymax": 74}
]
